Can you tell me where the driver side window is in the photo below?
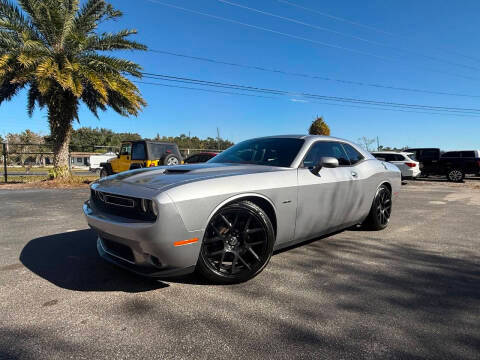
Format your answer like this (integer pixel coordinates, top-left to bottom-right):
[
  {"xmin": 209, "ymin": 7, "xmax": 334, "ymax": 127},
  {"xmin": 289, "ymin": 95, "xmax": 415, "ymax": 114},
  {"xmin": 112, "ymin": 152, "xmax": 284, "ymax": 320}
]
[
  {"xmin": 302, "ymin": 141, "xmax": 350, "ymax": 168},
  {"xmin": 120, "ymin": 143, "xmax": 131, "ymax": 156}
]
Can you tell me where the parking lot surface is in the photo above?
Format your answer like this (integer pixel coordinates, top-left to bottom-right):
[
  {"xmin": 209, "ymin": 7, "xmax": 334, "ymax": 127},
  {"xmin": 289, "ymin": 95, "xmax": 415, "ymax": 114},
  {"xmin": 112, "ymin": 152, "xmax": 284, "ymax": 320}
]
[{"xmin": 1, "ymin": 181, "xmax": 479, "ymax": 359}]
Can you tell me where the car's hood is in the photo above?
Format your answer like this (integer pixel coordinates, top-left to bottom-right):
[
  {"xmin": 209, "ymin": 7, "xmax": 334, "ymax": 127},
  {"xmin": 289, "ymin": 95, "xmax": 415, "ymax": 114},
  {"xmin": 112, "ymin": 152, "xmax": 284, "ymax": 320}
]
[{"xmin": 99, "ymin": 163, "xmax": 289, "ymax": 191}]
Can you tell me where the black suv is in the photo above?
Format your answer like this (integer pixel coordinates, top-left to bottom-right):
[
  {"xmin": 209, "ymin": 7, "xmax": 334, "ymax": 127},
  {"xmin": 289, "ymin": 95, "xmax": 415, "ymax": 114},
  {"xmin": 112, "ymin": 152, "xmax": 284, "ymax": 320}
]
[{"xmin": 405, "ymin": 148, "xmax": 480, "ymax": 182}]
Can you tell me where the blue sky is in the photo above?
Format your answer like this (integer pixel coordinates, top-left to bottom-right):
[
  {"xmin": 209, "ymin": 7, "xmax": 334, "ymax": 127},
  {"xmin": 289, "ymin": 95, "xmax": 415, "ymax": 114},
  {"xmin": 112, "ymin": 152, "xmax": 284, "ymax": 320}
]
[{"xmin": 2, "ymin": 0, "xmax": 480, "ymax": 150}]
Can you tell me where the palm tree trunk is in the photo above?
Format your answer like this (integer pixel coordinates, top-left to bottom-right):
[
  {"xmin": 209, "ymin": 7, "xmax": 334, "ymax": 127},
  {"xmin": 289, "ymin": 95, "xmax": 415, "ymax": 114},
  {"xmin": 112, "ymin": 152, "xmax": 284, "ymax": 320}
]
[{"xmin": 48, "ymin": 92, "xmax": 77, "ymax": 178}]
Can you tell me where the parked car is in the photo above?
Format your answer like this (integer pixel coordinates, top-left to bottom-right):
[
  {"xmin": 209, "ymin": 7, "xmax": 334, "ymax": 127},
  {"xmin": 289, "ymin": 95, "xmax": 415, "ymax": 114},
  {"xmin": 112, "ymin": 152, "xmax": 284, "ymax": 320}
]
[
  {"xmin": 99, "ymin": 140, "xmax": 183, "ymax": 177},
  {"xmin": 371, "ymin": 151, "xmax": 420, "ymax": 179},
  {"xmin": 84, "ymin": 135, "xmax": 401, "ymax": 284},
  {"xmin": 405, "ymin": 148, "xmax": 480, "ymax": 182},
  {"xmin": 89, "ymin": 152, "xmax": 117, "ymax": 174},
  {"xmin": 183, "ymin": 152, "xmax": 218, "ymax": 164}
]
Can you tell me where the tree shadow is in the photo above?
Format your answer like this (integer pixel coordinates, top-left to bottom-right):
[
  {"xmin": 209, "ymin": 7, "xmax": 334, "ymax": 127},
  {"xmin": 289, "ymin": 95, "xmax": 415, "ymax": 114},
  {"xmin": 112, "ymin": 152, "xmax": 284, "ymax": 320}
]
[{"xmin": 19, "ymin": 229, "xmax": 167, "ymax": 292}]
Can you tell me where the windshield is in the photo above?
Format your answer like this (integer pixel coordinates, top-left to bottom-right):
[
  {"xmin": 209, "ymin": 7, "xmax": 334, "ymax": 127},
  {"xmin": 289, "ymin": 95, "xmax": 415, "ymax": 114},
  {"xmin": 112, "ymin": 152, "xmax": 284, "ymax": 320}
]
[{"xmin": 208, "ymin": 138, "xmax": 304, "ymax": 167}]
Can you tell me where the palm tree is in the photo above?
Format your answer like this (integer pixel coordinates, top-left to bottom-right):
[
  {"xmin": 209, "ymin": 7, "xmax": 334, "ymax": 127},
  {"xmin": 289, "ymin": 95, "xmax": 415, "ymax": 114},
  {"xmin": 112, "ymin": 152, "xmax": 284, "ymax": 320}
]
[{"xmin": 0, "ymin": 0, "xmax": 146, "ymax": 177}]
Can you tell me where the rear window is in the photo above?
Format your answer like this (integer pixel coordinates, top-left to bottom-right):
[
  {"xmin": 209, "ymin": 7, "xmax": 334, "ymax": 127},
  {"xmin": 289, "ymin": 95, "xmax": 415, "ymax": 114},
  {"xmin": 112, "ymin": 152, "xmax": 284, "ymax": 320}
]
[
  {"xmin": 461, "ymin": 151, "xmax": 475, "ymax": 158},
  {"xmin": 405, "ymin": 153, "xmax": 416, "ymax": 161}
]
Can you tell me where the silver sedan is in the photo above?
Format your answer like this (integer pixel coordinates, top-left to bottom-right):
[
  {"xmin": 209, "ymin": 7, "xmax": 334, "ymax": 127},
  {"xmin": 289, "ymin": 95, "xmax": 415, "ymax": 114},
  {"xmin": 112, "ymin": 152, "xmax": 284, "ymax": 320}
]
[{"xmin": 83, "ymin": 135, "xmax": 401, "ymax": 284}]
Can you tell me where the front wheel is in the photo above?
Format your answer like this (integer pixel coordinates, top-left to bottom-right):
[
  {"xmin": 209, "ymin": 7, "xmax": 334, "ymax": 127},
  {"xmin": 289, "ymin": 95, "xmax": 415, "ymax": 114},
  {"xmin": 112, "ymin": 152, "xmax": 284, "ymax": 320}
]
[
  {"xmin": 99, "ymin": 167, "xmax": 109, "ymax": 178},
  {"xmin": 364, "ymin": 184, "xmax": 392, "ymax": 231},
  {"xmin": 197, "ymin": 201, "xmax": 275, "ymax": 284}
]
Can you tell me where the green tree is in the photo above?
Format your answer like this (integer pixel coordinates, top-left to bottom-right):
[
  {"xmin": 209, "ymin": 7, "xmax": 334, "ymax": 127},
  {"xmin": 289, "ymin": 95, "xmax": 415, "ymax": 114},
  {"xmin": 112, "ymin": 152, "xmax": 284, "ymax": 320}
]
[
  {"xmin": 0, "ymin": 0, "xmax": 146, "ymax": 177},
  {"xmin": 308, "ymin": 116, "xmax": 330, "ymax": 136}
]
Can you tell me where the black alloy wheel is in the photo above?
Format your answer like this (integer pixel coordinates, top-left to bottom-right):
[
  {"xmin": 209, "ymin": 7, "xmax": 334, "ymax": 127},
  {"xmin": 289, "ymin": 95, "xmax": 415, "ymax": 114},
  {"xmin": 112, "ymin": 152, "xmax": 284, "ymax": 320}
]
[
  {"xmin": 364, "ymin": 184, "xmax": 392, "ymax": 230},
  {"xmin": 197, "ymin": 201, "xmax": 274, "ymax": 284}
]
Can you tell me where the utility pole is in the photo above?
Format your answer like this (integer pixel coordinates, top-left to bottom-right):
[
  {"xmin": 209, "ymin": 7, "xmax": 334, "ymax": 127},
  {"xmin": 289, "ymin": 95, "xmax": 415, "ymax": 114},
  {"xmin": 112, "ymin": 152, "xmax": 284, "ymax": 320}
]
[
  {"xmin": 376, "ymin": 136, "xmax": 380, "ymax": 151},
  {"xmin": 216, "ymin": 127, "xmax": 221, "ymax": 150}
]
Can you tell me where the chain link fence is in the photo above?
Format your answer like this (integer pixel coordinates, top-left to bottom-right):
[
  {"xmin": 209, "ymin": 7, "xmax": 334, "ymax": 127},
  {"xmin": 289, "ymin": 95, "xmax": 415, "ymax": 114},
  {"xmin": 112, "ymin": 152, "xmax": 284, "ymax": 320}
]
[{"xmin": 1, "ymin": 143, "xmax": 223, "ymax": 182}]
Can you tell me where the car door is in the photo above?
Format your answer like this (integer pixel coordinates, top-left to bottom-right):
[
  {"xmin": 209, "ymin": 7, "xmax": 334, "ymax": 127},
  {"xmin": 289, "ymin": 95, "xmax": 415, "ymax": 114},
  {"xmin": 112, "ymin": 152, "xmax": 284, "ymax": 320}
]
[
  {"xmin": 295, "ymin": 141, "xmax": 356, "ymax": 242},
  {"xmin": 341, "ymin": 143, "xmax": 375, "ymax": 223},
  {"xmin": 117, "ymin": 142, "xmax": 132, "ymax": 172},
  {"xmin": 461, "ymin": 151, "xmax": 476, "ymax": 174}
]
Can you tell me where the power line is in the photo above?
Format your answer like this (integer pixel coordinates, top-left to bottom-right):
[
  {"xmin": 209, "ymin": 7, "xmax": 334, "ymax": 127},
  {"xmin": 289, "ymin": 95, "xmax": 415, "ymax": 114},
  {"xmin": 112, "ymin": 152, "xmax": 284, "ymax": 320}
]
[
  {"xmin": 140, "ymin": 72, "xmax": 480, "ymax": 115},
  {"xmin": 135, "ymin": 79, "xmax": 480, "ymax": 118},
  {"xmin": 135, "ymin": 80, "xmax": 277, "ymax": 99},
  {"xmin": 145, "ymin": 0, "xmax": 388, "ymax": 61},
  {"xmin": 276, "ymin": 0, "xmax": 480, "ymax": 63},
  {"xmin": 218, "ymin": 0, "xmax": 480, "ymax": 72},
  {"xmin": 145, "ymin": 0, "xmax": 480, "ymax": 82},
  {"xmin": 276, "ymin": 0, "xmax": 394, "ymax": 36},
  {"xmin": 149, "ymin": 49, "xmax": 480, "ymax": 99}
]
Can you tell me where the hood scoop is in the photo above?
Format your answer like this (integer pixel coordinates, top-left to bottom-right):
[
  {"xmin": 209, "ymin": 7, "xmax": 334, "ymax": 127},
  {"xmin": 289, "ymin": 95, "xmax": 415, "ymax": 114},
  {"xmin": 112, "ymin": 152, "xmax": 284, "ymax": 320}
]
[{"xmin": 164, "ymin": 168, "xmax": 192, "ymax": 174}]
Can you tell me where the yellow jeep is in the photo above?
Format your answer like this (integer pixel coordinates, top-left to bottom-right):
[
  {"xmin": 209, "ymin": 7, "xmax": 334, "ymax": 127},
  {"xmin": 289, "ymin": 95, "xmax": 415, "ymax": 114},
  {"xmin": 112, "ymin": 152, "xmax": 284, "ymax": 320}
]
[{"xmin": 100, "ymin": 140, "xmax": 183, "ymax": 177}]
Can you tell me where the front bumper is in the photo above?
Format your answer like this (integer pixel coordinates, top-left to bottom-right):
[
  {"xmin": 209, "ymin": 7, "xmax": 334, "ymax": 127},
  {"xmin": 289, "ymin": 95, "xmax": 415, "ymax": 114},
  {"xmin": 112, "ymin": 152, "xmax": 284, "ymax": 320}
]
[{"xmin": 83, "ymin": 199, "xmax": 203, "ymax": 278}]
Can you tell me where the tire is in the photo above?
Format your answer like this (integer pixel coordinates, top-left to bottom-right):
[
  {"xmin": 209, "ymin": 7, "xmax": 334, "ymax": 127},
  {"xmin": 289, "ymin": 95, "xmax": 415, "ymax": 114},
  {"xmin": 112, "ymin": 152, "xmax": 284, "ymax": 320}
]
[
  {"xmin": 164, "ymin": 154, "xmax": 180, "ymax": 166},
  {"xmin": 363, "ymin": 184, "xmax": 392, "ymax": 231},
  {"xmin": 447, "ymin": 168, "xmax": 464, "ymax": 182},
  {"xmin": 197, "ymin": 200, "xmax": 275, "ymax": 284},
  {"xmin": 99, "ymin": 167, "xmax": 109, "ymax": 178}
]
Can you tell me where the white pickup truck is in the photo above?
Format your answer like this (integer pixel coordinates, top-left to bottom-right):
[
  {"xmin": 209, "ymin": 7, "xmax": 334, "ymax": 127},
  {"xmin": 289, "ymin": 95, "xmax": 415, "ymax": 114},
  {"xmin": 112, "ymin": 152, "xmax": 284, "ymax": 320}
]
[{"xmin": 89, "ymin": 152, "xmax": 117, "ymax": 174}]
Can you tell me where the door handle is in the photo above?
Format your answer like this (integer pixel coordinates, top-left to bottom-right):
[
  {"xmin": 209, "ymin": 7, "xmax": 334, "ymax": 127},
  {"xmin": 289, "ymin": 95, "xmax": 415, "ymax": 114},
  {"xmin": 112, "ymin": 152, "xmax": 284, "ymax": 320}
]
[{"xmin": 351, "ymin": 171, "xmax": 358, "ymax": 178}]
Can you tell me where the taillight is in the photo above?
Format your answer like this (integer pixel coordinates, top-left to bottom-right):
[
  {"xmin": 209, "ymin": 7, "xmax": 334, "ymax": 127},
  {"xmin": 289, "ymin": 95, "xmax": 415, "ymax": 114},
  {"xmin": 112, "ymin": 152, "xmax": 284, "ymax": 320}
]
[
  {"xmin": 405, "ymin": 162, "xmax": 417, "ymax": 168},
  {"xmin": 477, "ymin": 160, "xmax": 480, "ymax": 167}
]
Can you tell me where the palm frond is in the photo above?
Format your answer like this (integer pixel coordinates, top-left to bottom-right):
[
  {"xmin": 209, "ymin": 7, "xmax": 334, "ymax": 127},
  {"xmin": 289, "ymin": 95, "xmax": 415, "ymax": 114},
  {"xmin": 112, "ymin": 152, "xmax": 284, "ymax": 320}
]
[
  {"xmin": 83, "ymin": 29, "xmax": 147, "ymax": 52},
  {"xmin": 79, "ymin": 54, "xmax": 143, "ymax": 77}
]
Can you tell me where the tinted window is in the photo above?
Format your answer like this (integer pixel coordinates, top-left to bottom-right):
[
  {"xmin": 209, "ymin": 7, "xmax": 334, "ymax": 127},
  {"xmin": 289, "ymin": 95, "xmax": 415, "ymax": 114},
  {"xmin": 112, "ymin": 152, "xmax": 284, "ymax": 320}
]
[
  {"xmin": 131, "ymin": 142, "xmax": 146, "ymax": 160},
  {"xmin": 120, "ymin": 143, "xmax": 131, "ymax": 156},
  {"xmin": 405, "ymin": 153, "xmax": 416, "ymax": 161},
  {"xmin": 461, "ymin": 151, "xmax": 475, "ymax": 158},
  {"xmin": 342, "ymin": 143, "xmax": 364, "ymax": 165},
  {"xmin": 166, "ymin": 144, "xmax": 180, "ymax": 156},
  {"xmin": 394, "ymin": 154, "xmax": 406, "ymax": 161},
  {"xmin": 209, "ymin": 138, "xmax": 304, "ymax": 167},
  {"xmin": 186, "ymin": 155, "xmax": 199, "ymax": 163},
  {"xmin": 148, "ymin": 143, "xmax": 166, "ymax": 159},
  {"xmin": 442, "ymin": 152, "xmax": 460, "ymax": 158},
  {"xmin": 302, "ymin": 141, "xmax": 350, "ymax": 168},
  {"xmin": 421, "ymin": 149, "xmax": 438, "ymax": 160}
]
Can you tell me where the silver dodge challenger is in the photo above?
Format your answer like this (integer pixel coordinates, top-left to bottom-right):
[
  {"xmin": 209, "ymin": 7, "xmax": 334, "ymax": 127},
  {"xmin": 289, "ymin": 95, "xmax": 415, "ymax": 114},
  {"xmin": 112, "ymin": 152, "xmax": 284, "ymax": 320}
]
[{"xmin": 83, "ymin": 135, "xmax": 401, "ymax": 283}]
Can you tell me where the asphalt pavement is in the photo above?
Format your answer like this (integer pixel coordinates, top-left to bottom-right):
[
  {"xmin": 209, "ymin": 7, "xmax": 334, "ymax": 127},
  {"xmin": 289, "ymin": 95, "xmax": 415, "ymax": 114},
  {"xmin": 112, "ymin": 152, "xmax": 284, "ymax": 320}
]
[{"xmin": 0, "ymin": 181, "xmax": 479, "ymax": 359}]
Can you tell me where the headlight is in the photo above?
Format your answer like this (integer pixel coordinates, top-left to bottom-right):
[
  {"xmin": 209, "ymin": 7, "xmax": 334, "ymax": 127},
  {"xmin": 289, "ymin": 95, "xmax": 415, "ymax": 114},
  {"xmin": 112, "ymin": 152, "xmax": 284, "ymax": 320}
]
[
  {"xmin": 151, "ymin": 200, "xmax": 159, "ymax": 217},
  {"xmin": 140, "ymin": 199, "xmax": 158, "ymax": 218},
  {"xmin": 141, "ymin": 198, "xmax": 148, "ymax": 213}
]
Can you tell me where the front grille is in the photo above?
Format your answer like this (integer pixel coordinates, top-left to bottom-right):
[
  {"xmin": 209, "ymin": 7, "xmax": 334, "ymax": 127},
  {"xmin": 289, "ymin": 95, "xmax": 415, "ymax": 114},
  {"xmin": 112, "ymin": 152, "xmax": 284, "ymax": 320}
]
[
  {"xmin": 91, "ymin": 190, "xmax": 156, "ymax": 221},
  {"xmin": 102, "ymin": 238, "xmax": 135, "ymax": 263}
]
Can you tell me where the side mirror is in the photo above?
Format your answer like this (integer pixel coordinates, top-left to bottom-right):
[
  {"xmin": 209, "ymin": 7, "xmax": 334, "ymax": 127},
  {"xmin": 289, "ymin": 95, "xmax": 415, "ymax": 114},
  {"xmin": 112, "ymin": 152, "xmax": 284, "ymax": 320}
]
[{"xmin": 311, "ymin": 156, "xmax": 339, "ymax": 175}]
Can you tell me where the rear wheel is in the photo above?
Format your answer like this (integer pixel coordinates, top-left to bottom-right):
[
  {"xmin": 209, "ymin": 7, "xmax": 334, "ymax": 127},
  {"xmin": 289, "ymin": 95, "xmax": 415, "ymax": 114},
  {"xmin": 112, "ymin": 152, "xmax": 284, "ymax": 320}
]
[
  {"xmin": 364, "ymin": 184, "xmax": 392, "ymax": 231},
  {"xmin": 164, "ymin": 154, "xmax": 180, "ymax": 166},
  {"xmin": 447, "ymin": 168, "xmax": 464, "ymax": 182},
  {"xmin": 197, "ymin": 201, "xmax": 275, "ymax": 284}
]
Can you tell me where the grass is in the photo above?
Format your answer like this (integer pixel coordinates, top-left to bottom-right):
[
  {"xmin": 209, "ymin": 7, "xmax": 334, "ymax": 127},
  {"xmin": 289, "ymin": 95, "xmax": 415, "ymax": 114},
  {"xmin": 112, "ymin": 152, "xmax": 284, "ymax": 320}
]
[
  {"xmin": 2, "ymin": 166, "xmax": 89, "ymax": 173},
  {"xmin": 0, "ymin": 175, "xmax": 98, "ymax": 188}
]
